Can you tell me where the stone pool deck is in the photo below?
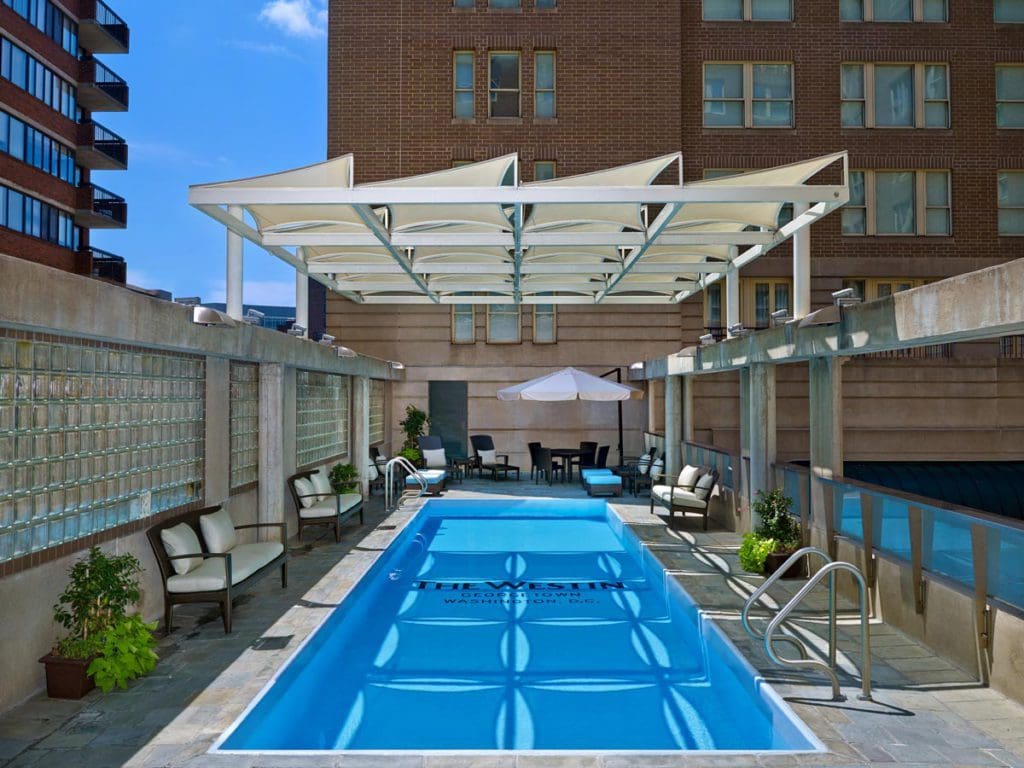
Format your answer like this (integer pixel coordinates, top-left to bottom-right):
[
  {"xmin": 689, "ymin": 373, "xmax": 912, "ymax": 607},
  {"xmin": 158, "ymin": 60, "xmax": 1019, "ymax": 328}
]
[{"xmin": 2, "ymin": 478, "xmax": 1023, "ymax": 768}]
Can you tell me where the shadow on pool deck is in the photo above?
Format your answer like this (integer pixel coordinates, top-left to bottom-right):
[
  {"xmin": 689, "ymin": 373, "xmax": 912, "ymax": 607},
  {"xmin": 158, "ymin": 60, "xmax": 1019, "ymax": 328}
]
[{"xmin": 1, "ymin": 479, "xmax": 1023, "ymax": 768}]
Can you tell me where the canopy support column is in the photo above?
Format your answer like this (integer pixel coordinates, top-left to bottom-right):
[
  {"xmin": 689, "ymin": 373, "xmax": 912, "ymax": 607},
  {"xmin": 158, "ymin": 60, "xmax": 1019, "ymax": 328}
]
[
  {"xmin": 726, "ymin": 260, "xmax": 740, "ymax": 336},
  {"xmin": 664, "ymin": 375, "xmax": 681, "ymax": 481},
  {"xmin": 295, "ymin": 272, "xmax": 309, "ymax": 338},
  {"xmin": 809, "ymin": 356, "xmax": 845, "ymax": 554},
  {"xmin": 747, "ymin": 362, "xmax": 777, "ymax": 530},
  {"xmin": 793, "ymin": 202, "xmax": 810, "ymax": 319},
  {"xmin": 226, "ymin": 205, "xmax": 244, "ymax": 321}
]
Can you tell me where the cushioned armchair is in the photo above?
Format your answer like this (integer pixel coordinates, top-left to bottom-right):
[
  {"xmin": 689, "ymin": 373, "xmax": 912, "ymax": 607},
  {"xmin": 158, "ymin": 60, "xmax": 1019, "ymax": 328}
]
[
  {"xmin": 650, "ymin": 464, "xmax": 720, "ymax": 530},
  {"xmin": 470, "ymin": 434, "xmax": 520, "ymax": 480},
  {"xmin": 287, "ymin": 467, "xmax": 364, "ymax": 542}
]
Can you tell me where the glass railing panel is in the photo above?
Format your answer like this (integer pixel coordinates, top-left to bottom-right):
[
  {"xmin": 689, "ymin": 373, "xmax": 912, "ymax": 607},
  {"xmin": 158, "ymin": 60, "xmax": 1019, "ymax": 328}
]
[
  {"xmin": 922, "ymin": 505, "xmax": 975, "ymax": 589},
  {"xmin": 782, "ymin": 468, "xmax": 803, "ymax": 520},
  {"xmin": 875, "ymin": 495, "xmax": 912, "ymax": 561},
  {"xmin": 988, "ymin": 523, "xmax": 1024, "ymax": 609},
  {"xmin": 835, "ymin": 485, "xmax": 864, "ymax": 541}
]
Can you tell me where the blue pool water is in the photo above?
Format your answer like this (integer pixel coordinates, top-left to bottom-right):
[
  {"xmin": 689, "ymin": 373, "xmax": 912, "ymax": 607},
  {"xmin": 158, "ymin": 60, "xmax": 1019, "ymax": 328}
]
[{"xmin": 218, "ymin": 499, "xmax": 820, "ymax": 752}]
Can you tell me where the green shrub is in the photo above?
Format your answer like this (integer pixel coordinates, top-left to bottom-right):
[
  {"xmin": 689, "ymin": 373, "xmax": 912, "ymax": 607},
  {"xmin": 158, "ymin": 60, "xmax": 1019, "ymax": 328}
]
[
  {"xmin": 738, "ymin": 533, "xmax": 778, "ymax": 574},
  {"xmin": 329, "ymin": 462, "xmax": 359, "ymax": 493},
  {"xmin": 398, "ymin": 446, "xmax": 422, "ymax": 465},
  {"xmin": 87, "ymin": 615, "xmax": 158, "ymax": 693},
  {"xmin": 399, "ymin": 405, "xmax": 429, "ymax": 453},
  {"xmin": 752, "ymin": 488, "xmax": 800, "ymax": 551}
]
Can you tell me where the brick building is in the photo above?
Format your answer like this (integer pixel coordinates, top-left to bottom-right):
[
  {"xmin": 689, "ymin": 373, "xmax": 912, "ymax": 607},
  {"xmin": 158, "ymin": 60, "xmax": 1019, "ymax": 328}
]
[
  {"xmin": 321, "ymin": 0, "xmax": 1024, "ymax": 467},
  {"xmin": 0, "ymin": 0, "xmax": 129, "ymax": 281}
]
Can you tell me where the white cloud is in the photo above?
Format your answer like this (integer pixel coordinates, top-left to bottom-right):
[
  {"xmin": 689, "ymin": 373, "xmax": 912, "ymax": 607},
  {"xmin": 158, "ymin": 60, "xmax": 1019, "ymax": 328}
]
[
  {"xmin": 258, "ymin": 0, "xmax": 327, "ymax": 38},
  {"xmin": 208, "ymin": 279, "xmax": 295, "ymax": 306},
  {"xmin": 224, "ymin": 39, "xmax": 301, "ymax": 61}
]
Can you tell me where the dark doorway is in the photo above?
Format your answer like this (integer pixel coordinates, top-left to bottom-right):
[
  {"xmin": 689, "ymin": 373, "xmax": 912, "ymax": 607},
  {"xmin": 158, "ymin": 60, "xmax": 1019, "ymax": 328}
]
[{"xmin": 428, "ymin": 381, "xmax": 468, "ymax": 459}]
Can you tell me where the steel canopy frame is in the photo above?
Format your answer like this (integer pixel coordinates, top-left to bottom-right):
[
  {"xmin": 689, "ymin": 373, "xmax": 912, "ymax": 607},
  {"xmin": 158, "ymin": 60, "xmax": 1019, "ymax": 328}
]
[{"xmin": 188, "ymin": 152, "xmax": 848, "ymax": 306}]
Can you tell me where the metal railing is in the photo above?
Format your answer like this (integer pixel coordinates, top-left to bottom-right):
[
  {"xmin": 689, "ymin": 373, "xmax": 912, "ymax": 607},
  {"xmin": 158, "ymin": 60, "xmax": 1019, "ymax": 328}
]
[{"xmin": 384, "ymin": 456, "xmax": 427, "ymax": 512}]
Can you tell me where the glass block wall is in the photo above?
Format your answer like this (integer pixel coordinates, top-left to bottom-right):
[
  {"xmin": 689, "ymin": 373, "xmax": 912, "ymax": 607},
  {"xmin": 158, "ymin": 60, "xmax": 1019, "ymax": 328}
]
[
  {"xmin": 0, "ymin": 332, "xmax": 205, "ymax": 564},
  {"xmin": 229, "ymin": 362, "xmax": 259, "ymax": 489},
  {"xmin": 295, "ymin": 370, "xmax": 349, "ymax": 468},
  {"xmin": 369, "ymin": 378, "xmax": 385, "ymax": 445}
]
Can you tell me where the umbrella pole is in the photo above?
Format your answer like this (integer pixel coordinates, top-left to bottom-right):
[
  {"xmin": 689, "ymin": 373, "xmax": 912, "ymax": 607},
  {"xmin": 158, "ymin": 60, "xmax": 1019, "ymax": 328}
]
[{"xmin": 601, "ymin": 367, "xmax": 625, "ymax": 466}]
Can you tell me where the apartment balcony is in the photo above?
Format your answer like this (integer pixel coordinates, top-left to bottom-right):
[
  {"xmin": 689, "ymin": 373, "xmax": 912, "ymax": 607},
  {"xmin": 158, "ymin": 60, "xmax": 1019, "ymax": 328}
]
[
  {"xmin": 76, "ymin": 183, "xmax": 127, "ymax": 228},
  {"xmin": 77, "ymin": 57, "xmax": 129, "ymax": 112},
  {"xmin": 78, "ymin": 0, "xmax": 129, "ymax": 54},
  {"xmin": 87, "ymin": 247, "xmax": 127, "ymax": 283},
  {"xmin": 77, "ymin": 120, "xmax": 127, "ymax": 170}
]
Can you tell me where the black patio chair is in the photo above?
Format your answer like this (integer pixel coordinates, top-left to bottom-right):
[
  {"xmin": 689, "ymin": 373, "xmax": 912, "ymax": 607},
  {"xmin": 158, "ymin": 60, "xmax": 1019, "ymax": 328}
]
[
  {"xmin": 534, "ymin": 447, "xmax": 564, "ymax": 485},
  {"xmin": 528, "ymin": 442, "xmax": 542, "ymax": 480},
  {"xmin": 470, "ymin": 434, "xmax": 520, "ymax": 480},
  {"xmin": 572, "ymin": 441, "xmax": 598, "ymax": 475}
]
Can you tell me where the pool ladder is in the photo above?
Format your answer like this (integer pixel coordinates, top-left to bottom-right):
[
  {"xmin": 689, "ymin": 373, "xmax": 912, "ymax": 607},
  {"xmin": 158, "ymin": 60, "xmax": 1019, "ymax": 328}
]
[
  {"xmin": 741, "ymin": 546, "xmax": 872, "ymax": 701},
  {"xmin": 384, "ymin": 456, "xmax": 428, "ymax": 512}
]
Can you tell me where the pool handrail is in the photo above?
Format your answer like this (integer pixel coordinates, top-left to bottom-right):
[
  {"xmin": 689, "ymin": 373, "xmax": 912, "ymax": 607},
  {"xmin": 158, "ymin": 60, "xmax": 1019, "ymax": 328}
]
[{"xmin": 384, "ymin": 456, "xmax": 427, "ymax": 511}]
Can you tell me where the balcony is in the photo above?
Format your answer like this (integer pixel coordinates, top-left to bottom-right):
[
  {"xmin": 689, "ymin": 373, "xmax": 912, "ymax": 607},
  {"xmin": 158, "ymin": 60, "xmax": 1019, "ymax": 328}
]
[
  {"xmin": 77, "ymin": 57, "xmax": 129, "ymax": 112},
  {"xmin": 77, "ymin": 121, "xmax": 128, "ymax": 170},
  {"xmin": 87, "ymin": 247, "xmax": 127, "ymax": 283},
  {"xmin": 76, "ymin": 183, "xmax": 127, "ymax": 229},
  {"xmin": 78, "ymin": 0, "xmax": 129, "ymax": 54}
]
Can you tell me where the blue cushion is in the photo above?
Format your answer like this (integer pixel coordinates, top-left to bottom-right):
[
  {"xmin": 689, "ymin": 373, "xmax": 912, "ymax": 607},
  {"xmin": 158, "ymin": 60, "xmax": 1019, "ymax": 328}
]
[
  {"xmin": 587, "ymin": 475, "xmax": 622, "ymax": 487},
  {"xmin": 581, "ymin": 468, "xmax": 614, "ymax": 479},
  {"xmin": 406, "ymin": 469, "xmax": 446, "ymax": 486}
]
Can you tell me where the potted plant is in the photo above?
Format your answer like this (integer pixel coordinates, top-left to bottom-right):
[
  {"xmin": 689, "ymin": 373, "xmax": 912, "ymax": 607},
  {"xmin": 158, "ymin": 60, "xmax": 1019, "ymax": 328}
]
[
  {"xmin": 738, "ymin": 489, "xmax": 804, "ymax": 578},
  {"xmin": 398, "ymin": 404, "xmax": 429, "ymax": 466},
  {"xmin": 41, "ymin": 546, "xmax": 158, "ymax": 699},
  {"xmin": 329, "ymin": 462, "xmax": 359, "ymax": 493}
]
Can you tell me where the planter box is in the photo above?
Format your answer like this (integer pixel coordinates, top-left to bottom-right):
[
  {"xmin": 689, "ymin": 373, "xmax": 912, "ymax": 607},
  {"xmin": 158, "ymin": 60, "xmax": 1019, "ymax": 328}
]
[
  {"xmin": 764, "ymin": 551, "xmax": 807, "ymax": 579},
  {"xmin": 39, "ymin": 654, "xmax": 95, "ymax": 699}
]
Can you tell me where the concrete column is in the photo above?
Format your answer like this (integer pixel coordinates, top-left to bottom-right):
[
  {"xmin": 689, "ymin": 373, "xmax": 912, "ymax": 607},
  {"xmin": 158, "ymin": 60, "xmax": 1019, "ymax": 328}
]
[
  {"xmin": 738, "ymin": 367, "xmax": 751, "ymax": 523},
  {"xmin": 793, "ymin": 202, "xmax": 810, "ymax": 319},
  {"xmin": 259, "ymin": 364, "xmax": 286, "ymax": 535},
  {"xmin": 226, "ymin": 205, "xmax": 244, "ymax": 320},
  {"xmin": 647, "ymin": 379, "xmax": 659, "ymax": 434},
  {"xmin": 295, "ymin": 271, "xmax": 309, "ymax": 338},
  {"xmin": 726, "ymin": 265, "xmax": 740, "ymax": 336},
  {"xmin": 748, "ymin": 363, "xmax": 777, "ymax": 528},
  {"xmin": 203, "ymin": 357, "xmax": 230, "ymax": 505},
  {"xmin": 809, "ymin": 356, "xmax": 845, "ymax": 541},
  {"xmin": 681, "ymin": 375, "xmax": 694, "ymax": 443},
  {"xmin": 664, "ymin": 375, "xmax": 681, "ymax": 480},
  {"xmin": 352, "ymin": 376, "xmax": 370, "ymax": 496}
]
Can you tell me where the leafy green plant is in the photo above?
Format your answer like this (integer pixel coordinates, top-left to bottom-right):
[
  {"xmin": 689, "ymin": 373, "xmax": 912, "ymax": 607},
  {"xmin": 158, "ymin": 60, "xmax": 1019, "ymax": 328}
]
[
  {"xmin": 86, "ymin": 615, "xmax": 158, "ymax": 692},
  {"xmin": 738, "ymin": 532, "xmax": 778, "ymax": 574},
  {"xmin": 752, "ymin": 488, "xmax": 800, "ymax": 551},
  {"xmin": 329, "ymin": 462, "xmax": 359, "ymax": 493},
  {"xmin": 398, "ymin": 404, "xmax": 429, "ymax": 453},
  {"xmin": 398, "ymin": 446, "xmax": 422, "ymax": 465}
]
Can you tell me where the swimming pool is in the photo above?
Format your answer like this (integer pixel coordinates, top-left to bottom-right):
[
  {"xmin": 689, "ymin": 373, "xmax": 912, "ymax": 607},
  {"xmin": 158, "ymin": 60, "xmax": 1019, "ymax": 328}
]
[{"xmin": 216, "ymin": 499, "xmax": 822, "ymax": 753}]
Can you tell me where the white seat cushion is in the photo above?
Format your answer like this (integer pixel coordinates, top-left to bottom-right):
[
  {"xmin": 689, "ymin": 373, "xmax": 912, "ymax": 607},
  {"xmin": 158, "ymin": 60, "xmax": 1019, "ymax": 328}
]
[
  {"xmin": 677, "ymin": 464, "xmax": 700, "ymax": 489},
  {"xmin": 636, "ymin": 455, "xmax": 652, "ymax": 476},
  {"xmin": 478, "ymin": 448, "xmax": 497, "ymax": 465},
  {"xmin": 199, "ymin": 508, "xmax": 237, "ymax": 554},
  {"xmin": 166, "ymin": 541, "xmax": 284, "ymax": 593},
  {"xmin": 407, "ymin": 469, "xmax": 446, "ymax": 486},
  {"xmin": 310, "ymin": 470, "xmax": 332, "ymax": 502},
  {"xmin": 367, "ymin": 461, "xmax": 379, "ymax": 482},
  {"xmin": 650, "ymin": 457, "xmax": 665, "ymax": 480},
  {"xmin": 298, "ymin": 493, "xmax": 362, "ymax": 519},
  {"xmin": 694, "ymin": 472, "xmax": 716, "ymax": 501},
  {"xmin": 161, "ymin": 523, "xmax": 203, "ymax": 575},
  {"xmin": 422, "ymin": 448, "xmax": 447, "ymax": 468},
  {"xmin": 651, "ymin": 485, "xmax": 707, "ymax": 509},
  {"xmin": 293, "ymin": 477, "xmax": 316, "ymax": 508}
]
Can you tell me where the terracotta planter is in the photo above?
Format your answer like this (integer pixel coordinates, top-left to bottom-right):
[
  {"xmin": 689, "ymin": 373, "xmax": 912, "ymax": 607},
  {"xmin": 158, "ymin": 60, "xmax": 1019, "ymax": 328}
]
[
  {"xmin": 764, "ymin": 551, "xmax": 807, "ymax": 579},
  {"xmin": 39, "ymin": 654, "xmax": 95, "ymax": 699}
]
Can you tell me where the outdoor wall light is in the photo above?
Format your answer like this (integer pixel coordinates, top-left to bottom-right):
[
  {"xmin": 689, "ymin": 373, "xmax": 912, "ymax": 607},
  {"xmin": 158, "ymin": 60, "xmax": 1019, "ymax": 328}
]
[
  {"xmin": 319, "ymin": 334, "xmax": 336, "ymax": 346},
  {"xmin": 831, "ymin": 287, "xmax": 862, "ymax": 308},
  {"xmin": 244, "ymin": 308, "xmax": 265, "ymax": 325},
  {"xmin": 728, "ymin": 323, "xmax": 750, "ymax": 337},
  {"xmin": 191, "ymin": 306, "xmax": 236, "ymax": 328},
  {"xmin": 628, "ymin": 362, "xmax": 644, "ymax": 370},
  {"xmin": 389, "ymin": 360, "xmax": 405, "ymax": 370},
  {"xmin": 770, "ymin": 309, "xmax": 793, "ymax": 326},
  {"xmin": 699, "ymin": 333, "xmax": 716, "ymax": 346},
  {"xmin": 287, "ymin": 324, "xmax": 307, "ymax": 337},
  {"xmin": 336, "ymin": 346, "xmax": 357, "ymax": 358}
]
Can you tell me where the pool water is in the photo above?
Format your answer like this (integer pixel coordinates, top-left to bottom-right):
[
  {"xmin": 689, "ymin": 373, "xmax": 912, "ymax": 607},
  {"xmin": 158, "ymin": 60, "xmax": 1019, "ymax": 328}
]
[{"xmin": 218, "ymin": 499, "xmax": 820, "ymax": 752}]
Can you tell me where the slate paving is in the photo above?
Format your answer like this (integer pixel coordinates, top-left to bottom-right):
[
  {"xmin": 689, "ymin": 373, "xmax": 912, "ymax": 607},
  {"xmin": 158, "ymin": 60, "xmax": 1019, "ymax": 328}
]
[{"xmin": 2, "ymin": 478, "xmax": 1023, "ymax": 768}]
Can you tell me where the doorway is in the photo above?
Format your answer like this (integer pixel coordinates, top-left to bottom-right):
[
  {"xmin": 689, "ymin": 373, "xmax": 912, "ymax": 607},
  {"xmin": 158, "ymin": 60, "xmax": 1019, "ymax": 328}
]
[{"xmin": 428, "ymin": 381, "xmax": 468, "ymax": 459}]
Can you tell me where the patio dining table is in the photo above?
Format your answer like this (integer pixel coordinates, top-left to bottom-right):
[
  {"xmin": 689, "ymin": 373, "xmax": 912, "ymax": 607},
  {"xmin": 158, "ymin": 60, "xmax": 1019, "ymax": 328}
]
[{"xmin": 549, "ymin": 448, "xmax": 588, "ymax": 482}]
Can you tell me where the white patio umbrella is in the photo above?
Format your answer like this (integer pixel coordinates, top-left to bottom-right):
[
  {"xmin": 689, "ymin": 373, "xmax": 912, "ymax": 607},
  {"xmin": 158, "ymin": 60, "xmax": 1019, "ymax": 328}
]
[{"xmin": 497, "ymin": 367, "xmax": 642, "ymax": 465}]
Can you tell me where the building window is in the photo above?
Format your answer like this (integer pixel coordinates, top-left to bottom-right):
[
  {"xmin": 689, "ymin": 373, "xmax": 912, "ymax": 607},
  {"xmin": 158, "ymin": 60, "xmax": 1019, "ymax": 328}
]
[
  {"xmin": 229, "ymin": 362, "xmax": 259, "ymax": 491},
  {"xmin": 451, "ymin": 303, "xmax": 475, "ymax": 343},
  {"xmin": 0, "ymin": 37, "xmax": 77, "ymax": 120},
  {"xmin": 840, "ymin": 0, "xmax": 947, "ymax": 21},
  {"xmin": 489, "ymin": 0, "xmax": 520, "ymax": 7},
  {"xmin": 703, "ymin": 278, "xmax": 792, "ymax": 332},
  {"xmin": 841, "ymin": 63, "xmax": 948, "ymax": 128},
  {"xmin": 535, "ymin": 51, "xmax": 556, "ymax": 118},
  {"xmin": 534, "ymin": 161, "xmax": 556, "ymax": 180},
  {"xmin": 0, "ymin": 183, "xmax": 76, "ymax": 247},
  {"xmin": 703, "ymin": 0, "xmax": 792, "ymax": 20},
  {"xmin": 369, "ymin": 379, "xmax": 386, "ymax": 446},
  {"xmin": 996, "ymin": 66, "xmax": 1024, "ymax": 128},
  {"xmin": 489, "ymin": 52, "xmax": 520, "ymax": 117},
  {"xmin": 537, "ymin": 0, "xmax": 556, "ymax": 7},
  {"xmin": 533, "ymin": 304, "xmax": 556, "ymax": 343},
  {"xmin": 1, "ymin": 0, "xmax": 79, "ymax": 55},
  {"xmin": 842, "ymin": 278, "xmax": 929, "ymax": 300},
  {"xmin": 454, "ymin": 0, "xmax": 474, "ymax": 7},
  {"xmin": 0, "ymin": 109, "xmax": 78, "ymax": 184},
  {"xmin": 487, "ymin": 304, "xmax": 521, "ymax": 342},
  {"xmin": 453, "ymin": 51, "xmax": 474, "ymax": 119},
  {"xmin": 995, "ymin": 0, "xmax": 1024, "ymax": 22},
  {"xmin": 703, "ymin": 63, "xmax": 793, "ymax": 128},
  {"xmin": 295, "ymin": 371, "xmax": 350, "ymax": 468},
  {"xmin": 998, "ymin": 172, "xmax": 1024, "ymax": 235},
  {"xmin": 842, "ymin": 170, "xmax": 951, "ymax": 236}
]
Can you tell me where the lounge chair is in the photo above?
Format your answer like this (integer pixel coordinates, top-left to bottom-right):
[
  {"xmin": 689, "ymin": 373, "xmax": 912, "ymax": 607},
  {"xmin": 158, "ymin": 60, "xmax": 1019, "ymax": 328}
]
[
  {"xmin": 650, "ymin": 464, "xmax": 719, "ymax": 530},
  {"xmin": 578, "ymin": 445, "xmax": 609, "ymax": 485},
  {"xmin": 418, "ymin": 435, "xmax": 461, "ymax": 482},
  {"xmin": 470, "ymin": 434, "xmax": 521, "ymax": 480}
]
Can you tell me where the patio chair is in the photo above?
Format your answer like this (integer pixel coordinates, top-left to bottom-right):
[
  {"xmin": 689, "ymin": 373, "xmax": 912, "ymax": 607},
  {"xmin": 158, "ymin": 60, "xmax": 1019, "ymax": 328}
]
[
  {"xmin": 534, "ymin": 447, "xmax": 564, "ymax": 485},
  {"xmin": 572, "ymin": 441, "xmax": 598, "ymax": 475},
  {"xmin": 418, "ymin": 435, "xmax": 462, "ymax": 483},
  {"xmin": 470, "ymin": 434, "xmax": 521, "ymax": 480},
  {"xmin": 578, "ymin": 445, "xmax": 610, "ymax": 485},
  {"xmin": 528, "ymin": 442, "xmax": 542, "ymax": 480},
  {"xmin": 287, "ymin": 468, "xmax": 365, "ymax": 542},
  {"xmin": 617, "ymin": 446, "xmax": 657, "ymax": 496}
]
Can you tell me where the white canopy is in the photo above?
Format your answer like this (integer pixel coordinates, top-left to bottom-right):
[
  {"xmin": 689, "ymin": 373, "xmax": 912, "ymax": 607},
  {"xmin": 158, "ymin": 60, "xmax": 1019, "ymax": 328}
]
[
  {"xmin": 497, "ymin": 367, "xmax": 642, "ymax": 402},
  {"xmin": 189, "ymin": 151, "xmax": 848, "ymax": 305}
]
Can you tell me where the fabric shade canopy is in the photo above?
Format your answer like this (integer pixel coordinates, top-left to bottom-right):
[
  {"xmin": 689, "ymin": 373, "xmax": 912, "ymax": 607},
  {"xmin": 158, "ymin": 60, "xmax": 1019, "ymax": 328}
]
[{"xmin": 497, "ymin": 367, "xmax": 642, "ymax": 402}]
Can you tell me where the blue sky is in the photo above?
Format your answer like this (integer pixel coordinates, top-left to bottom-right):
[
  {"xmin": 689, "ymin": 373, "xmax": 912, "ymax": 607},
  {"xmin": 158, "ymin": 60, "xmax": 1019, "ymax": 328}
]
[{"xmin": 89, "ymin": 0, "xmax": 328, "ymax": 304}]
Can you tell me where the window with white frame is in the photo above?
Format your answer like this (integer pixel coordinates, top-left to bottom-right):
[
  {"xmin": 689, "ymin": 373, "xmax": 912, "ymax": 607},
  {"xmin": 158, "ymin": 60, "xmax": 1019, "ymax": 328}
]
[
  {"xmin": 369, "ymin": 379, "xmax": 385, "ymax": 446},
  {"xmin": 841, "ymin": 63, "xmax": 949, "ymax": 128},
  {"xmin": 996, "ymin": 66, "xmax": 1024, "ymax": 128},
  {"xmin": 534, "ymin": 160, "xmax": 556, "ymax": 180},
  {"xmin": 998, "ymin": 172, "xmax": 1024, "ymax": 235},
  {"xmin": 995, "ymin": 0, "xmax": 1024, "ymax": 22},
  {"xmin": 842, "ymin": 278, "xmax": 930, "ymax": 301},
  {"xmin": 842, "ymin": 170, "xmax": 951, "ymax": 235},
  {"xmin": 703, "ymin": 0, "xmax": 792, "ymax": 20},
  {"xmin": 490, "ymin": 0, "xmax": 519, "ymax": 6},
  {"xmin": 487, "ymin": 304, "xmax": 521, "ymax": 342},
  {"xmin": 535, "ymin": 51, "xmax": 556, "ymax": 118},
  {"xmin": 840, "ymin": 0, "xmax": 946, "ymax": 22},
  {"xmin": 533, "ymin": 303, "xmax": 556, "ymax": 343},
  {"xmin": 703, "ymin": 63, "xmax": 793, "ymax": 127},
  {"xmin": 451, "ymin": 303, "xmax": 475, "ymax": 343},
  {"xmin": 453, "ymin": 51, "xmax": 474, "ymax": 119},
  {"xmin": 537, "ymin": 0, "xmax": 556, "ymax": 7},
  {"xmin": 703, "ymin": 278, "xmax": 792, "ymax": 332},
  {"xmin": 454, "ymin": 0, "xmax": 474, "ymax": 7},
  {"xmin": 489, "ymin": 52, "xmax": 520, "ymax": 117}
]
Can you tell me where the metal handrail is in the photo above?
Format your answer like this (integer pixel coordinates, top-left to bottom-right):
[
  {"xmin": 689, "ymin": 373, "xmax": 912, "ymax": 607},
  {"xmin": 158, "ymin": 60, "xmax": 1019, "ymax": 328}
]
[
  {"xmin": 384, "ymin": 456, "xmax": 426, "ymax": 512},
  {"xmin": 764, "ymin": 560, "xmax": 872, "ymax": 701}
]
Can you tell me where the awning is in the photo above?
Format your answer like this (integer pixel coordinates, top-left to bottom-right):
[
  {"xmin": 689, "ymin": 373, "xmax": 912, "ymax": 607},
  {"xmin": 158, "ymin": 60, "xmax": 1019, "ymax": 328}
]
[{"xmin": 189, "ymin": 151, "xmax": 848, "ymax": 305}]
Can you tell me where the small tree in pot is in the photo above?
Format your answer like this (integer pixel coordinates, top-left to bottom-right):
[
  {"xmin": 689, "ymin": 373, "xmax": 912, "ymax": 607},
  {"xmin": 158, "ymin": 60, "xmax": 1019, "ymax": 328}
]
[
  {"xmin": 329, "ymin": 462, "xmax": 359, "ymax": 493},
  {"xmin": 738, "ymin": 489, "xmax": 803, "ymax": 577},
  {"xmin": 398, "ymin": 404, "xmax": 429, "ymax": 466}
]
